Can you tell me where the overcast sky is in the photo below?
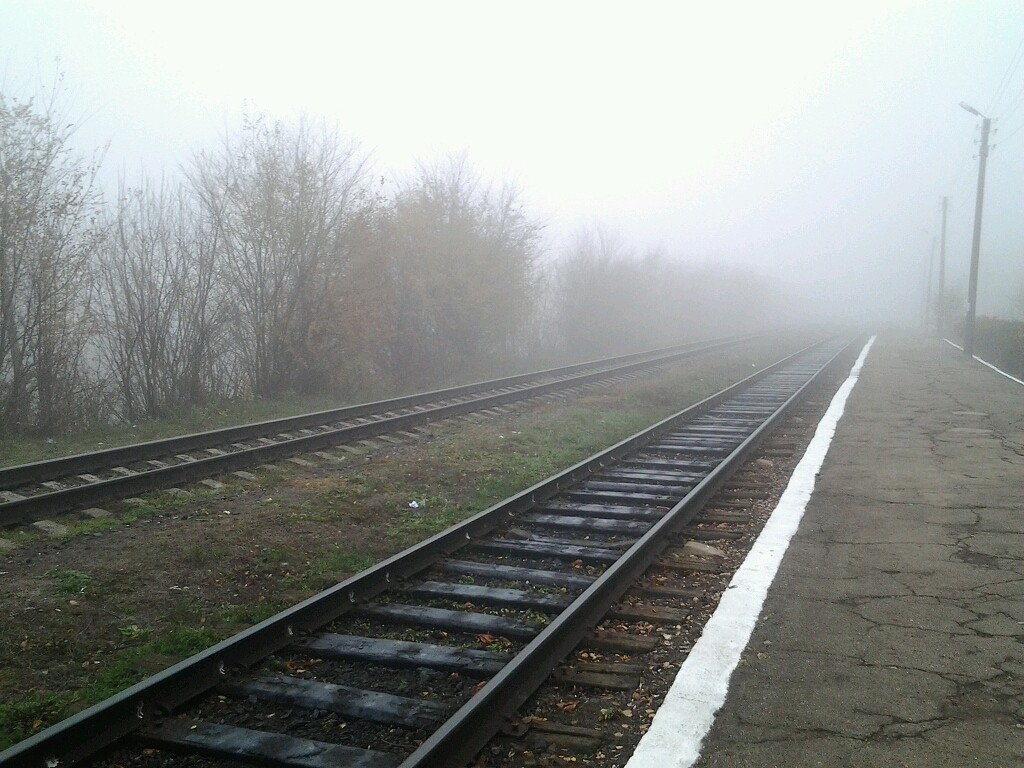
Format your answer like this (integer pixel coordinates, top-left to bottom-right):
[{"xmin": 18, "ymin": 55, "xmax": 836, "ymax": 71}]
[{"xmin": 4, "ymin": 0, "xmax": 1024, "ymax": 325}]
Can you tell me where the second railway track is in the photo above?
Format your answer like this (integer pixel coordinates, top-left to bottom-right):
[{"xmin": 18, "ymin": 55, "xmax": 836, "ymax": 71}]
[
  {"xmin": 1, "ymin": 336, "xmax": 856, "ymax": 768},
  {"xmin": 0, "ymin": 336, "xmax": 751, "ymax": 527}
]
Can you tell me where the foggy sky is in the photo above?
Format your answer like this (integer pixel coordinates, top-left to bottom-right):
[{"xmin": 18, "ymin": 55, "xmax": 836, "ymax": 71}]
[{"xmin": 4, "ymin": 0, "xmax": 1024, "ymax": 326}]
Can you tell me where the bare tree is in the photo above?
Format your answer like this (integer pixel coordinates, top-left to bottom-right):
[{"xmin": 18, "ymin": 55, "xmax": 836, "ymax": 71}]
[
  {"xmin": 96, "ymin": 176, "xmax": 226, "ymax": 420},
  {"xmin": 186, "ymin": 114, "xmax": 371, "ymax": 397},
  {"xmin": 379, "ymin": 156, "xmax": 541, "ymax": 387},
  {"xmin": 0, "ymin": 86, "xmax": 105, "ymax": 434}
]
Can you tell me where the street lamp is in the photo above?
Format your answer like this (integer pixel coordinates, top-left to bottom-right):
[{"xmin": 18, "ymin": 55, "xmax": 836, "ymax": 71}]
[{"xmin": 959, "ymin": 102, "xmax": 991, "ymax": 359}]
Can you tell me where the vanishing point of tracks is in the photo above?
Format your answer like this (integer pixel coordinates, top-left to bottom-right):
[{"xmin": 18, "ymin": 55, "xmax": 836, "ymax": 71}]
[
  {"xmin": 0, "ymin": 337, "xmax": 749, "ymax": 528},
  {"xmin": 1, "ymin": 337, "xmax": 855, "ymax": 768}
]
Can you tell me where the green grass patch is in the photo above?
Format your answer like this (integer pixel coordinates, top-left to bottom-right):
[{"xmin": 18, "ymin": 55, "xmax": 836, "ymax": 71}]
[
  {"xmin": 316, "ymin": 549, "xmax": 379, "ymax": 575},
  {"xmin": 0, "ymin": 625, "xmax": 227, "ymax": 749},
  {"xmin": 291, "ymin": 549, "xmax": 381, "ymax": 591},
  {"xmin": 0, "ymin": 691, "xmax": 80, "ymax": 749},
  {"xmin": 221, "ymin": 601, "xmax": 284, "ymax": 627},
  {"xmin": 390, "ymin": 501, "xmax": 472, "ymax": 547},
  {"xmin": 46, "ymin": 569, "xmax": 92, "ymax": 597},
  {"xmin": 150, "ymin": 627, "xmax": 220, "ymax": 657}
]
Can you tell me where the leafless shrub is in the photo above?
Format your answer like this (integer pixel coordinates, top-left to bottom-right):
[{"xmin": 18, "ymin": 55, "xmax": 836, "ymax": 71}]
[
  {"xmin": 96, "ymin": 176, "xmax": 229, "ymax": 420},
  {"xmin": 186, "ymin": 114, "xmax": 371, "ymax": 397},
  {"xmin": 0, "ymin": 85, "xmax": 105, "ymax": 434}
]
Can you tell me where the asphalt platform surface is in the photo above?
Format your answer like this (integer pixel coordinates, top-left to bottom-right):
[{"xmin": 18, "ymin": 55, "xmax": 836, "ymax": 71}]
[{"xmin": 695, "ymin": 336, "xmax": 1023, "ymax": 767}]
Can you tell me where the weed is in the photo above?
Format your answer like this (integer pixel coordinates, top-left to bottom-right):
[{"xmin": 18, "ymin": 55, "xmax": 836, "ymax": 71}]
[
  {"xmin": 264, "ymin": 656, "xmax": 287, "ymax": 672},
  {"xmin": 524, "ymin": 611, "xmax": 552, "ymax": 626},
  {"xmin": 117, "ymin": 624, "xmax": 149, "ymax": 641},
  {"xmin": 46, "ymin": 569, "xmax": 92, "ymax": 597}
]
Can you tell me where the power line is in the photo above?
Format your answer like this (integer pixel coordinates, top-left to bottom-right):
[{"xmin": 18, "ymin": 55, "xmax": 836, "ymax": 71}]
[
  {"xmin": 994, "ymin": 119, "xmax": 1024, "ymax": 146},
  {"xmin": 987, "ymin": 34, "xmax": 1024, "ymax": 114},
  {"xmin": 996, "ymin": 79, "xmax": 1024, "ymax": 124}
]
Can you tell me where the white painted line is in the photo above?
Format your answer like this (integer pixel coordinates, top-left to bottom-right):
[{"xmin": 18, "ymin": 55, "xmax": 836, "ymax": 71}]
[
  {"xmin": 972, "ymin": 357, "xmax": 1024, "ymax": 386},
  {"xmin": 942, "ymin": 338, "xmax": 1024, "ymax": 387},
  {"xmin": 625, "ymin": 336, "xmax": 877, "ymax": 768}
]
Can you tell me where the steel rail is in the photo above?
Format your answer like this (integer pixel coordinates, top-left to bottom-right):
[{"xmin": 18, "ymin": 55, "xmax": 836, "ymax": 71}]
[
  {"xmin": 400, "ymin": 339, "xmax": 853, "ymax": 768},
  {"xmin": 0, "ymin": 335, "xmax": 751, "ymax": 526},
  {"xmin": 0, "ymin": 336, "xmax": 748, "ymax": 490},
  {"xmin": 0, "ymin": 338, "xmax": 850, "ymax": 768}
]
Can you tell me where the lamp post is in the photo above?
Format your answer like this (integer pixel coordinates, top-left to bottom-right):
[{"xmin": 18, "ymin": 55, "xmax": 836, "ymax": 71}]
[{"xmin": 959, "ymin": 102, "xmax": 991, "ymax": 359}]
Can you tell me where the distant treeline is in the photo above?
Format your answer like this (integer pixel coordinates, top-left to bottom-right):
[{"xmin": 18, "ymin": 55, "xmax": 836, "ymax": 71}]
[{"xmin": 1, "ymin": 89, "xmax": 782, "ymax": 436}]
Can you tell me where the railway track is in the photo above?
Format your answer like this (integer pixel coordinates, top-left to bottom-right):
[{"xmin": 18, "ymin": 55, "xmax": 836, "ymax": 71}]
[
  {"xmin": 0, "ymin": 337, "xmax": 854, "ymax": 768},
  {"xmin": 0, "ymin": 336, "xmax": 751, "ymax": 527}
]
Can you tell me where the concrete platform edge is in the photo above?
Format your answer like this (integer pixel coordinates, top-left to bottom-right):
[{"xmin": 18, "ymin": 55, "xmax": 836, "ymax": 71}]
[{"xmin": 625, "ymin": 336, "xmax": 877, "ymax": 768}]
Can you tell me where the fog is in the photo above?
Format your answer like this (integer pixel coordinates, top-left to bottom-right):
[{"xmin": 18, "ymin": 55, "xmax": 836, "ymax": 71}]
[{"xmin": 4, "ymin": 1, "xmax": 1024, "ymax": 425}]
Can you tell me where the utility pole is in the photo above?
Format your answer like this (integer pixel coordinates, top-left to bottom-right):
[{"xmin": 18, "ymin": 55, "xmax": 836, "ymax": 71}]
[
  {"xmin": 937, "ymin": 196, "xmax": 948, "ymax": 336},
  {"xmin": 925, "ymin": 236, "xmax": 936, "ymax": 327},
  {"xmin": 959, "ymin": 102, "xmax": 991, "ymax": 359}
]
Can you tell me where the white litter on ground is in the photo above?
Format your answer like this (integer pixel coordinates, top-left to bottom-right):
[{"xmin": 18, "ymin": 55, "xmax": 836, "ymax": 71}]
[{"xmin": 625, "ymin": 336, "xmax": 876, "ymax": 768}]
